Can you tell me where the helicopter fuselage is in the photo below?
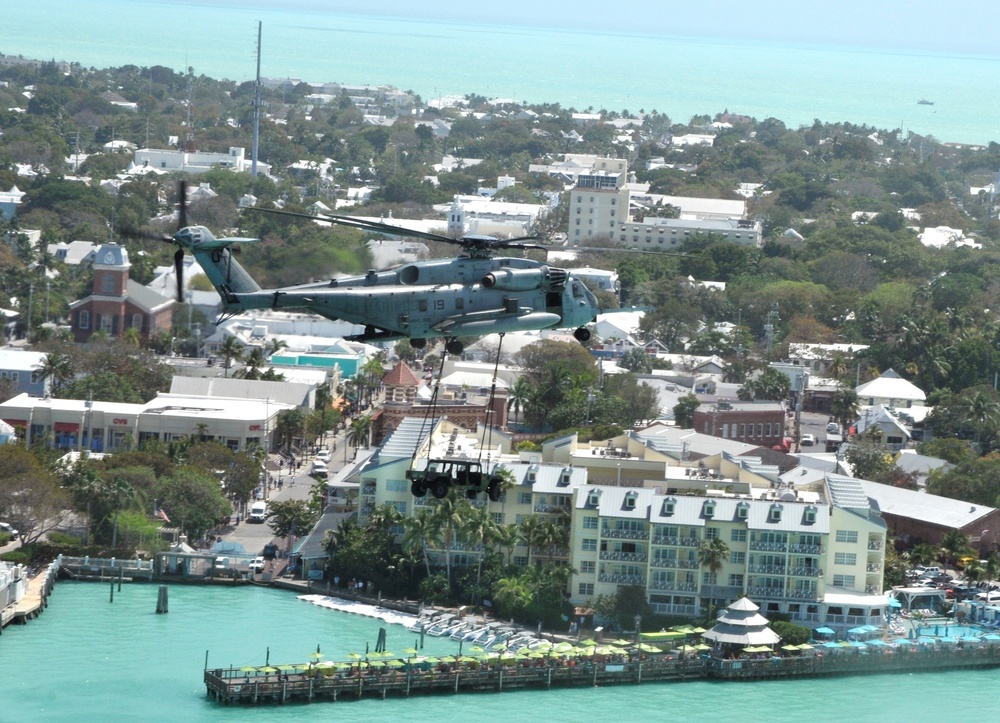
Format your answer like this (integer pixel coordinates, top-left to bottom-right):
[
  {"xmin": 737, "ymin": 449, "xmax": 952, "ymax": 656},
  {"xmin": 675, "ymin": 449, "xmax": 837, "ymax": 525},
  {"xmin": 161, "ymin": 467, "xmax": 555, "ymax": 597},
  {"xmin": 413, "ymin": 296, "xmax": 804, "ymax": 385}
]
[{"xmin": 187, "ymin": 236, "xmax": 600, "ymax": 342}]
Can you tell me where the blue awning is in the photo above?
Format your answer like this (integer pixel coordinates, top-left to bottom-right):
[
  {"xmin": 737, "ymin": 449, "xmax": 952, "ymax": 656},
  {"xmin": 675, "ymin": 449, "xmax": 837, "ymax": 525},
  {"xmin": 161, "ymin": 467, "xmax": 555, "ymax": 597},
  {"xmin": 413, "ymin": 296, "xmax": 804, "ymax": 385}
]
[{"xmin": 814, "ymin": 627, "xmax": 835, "ymax": 635}]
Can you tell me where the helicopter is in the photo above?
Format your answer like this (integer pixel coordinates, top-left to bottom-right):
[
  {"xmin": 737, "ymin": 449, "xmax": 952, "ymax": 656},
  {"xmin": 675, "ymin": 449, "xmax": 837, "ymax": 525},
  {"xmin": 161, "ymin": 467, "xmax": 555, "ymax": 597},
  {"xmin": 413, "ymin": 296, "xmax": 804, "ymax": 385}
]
[{"xmin": 134, "ymin": 184, "xmax": 640, "ymax": 355}]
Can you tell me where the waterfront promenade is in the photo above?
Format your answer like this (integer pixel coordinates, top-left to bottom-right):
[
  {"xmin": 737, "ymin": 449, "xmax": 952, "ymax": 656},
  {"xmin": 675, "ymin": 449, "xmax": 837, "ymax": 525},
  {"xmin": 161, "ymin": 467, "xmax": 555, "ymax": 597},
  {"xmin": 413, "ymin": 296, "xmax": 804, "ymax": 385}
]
[{"xmin": 204, "ymin": 642, "xmax": 1000, "ymax": 706}]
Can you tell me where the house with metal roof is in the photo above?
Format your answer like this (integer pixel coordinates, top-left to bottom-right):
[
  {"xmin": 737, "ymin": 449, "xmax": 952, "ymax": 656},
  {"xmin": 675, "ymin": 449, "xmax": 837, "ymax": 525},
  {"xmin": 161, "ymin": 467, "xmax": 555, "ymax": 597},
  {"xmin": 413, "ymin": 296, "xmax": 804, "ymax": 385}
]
[
  {"xmin": 856, "ymin": 369, "xmax": 926, "ymax": 409},
  {"xmin": 857, "ymin": 479, "xmax": 1000, "ymax": 552}
]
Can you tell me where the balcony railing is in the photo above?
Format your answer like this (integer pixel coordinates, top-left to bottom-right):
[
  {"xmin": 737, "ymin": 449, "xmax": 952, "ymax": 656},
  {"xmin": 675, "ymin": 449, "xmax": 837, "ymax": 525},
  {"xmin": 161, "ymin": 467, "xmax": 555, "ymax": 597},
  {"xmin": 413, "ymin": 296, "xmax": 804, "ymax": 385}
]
[
  {"xmin": 748, "ymin": 565, "xmax": 786, "ymax": 575},
  {"xmin": 601, "ymin": 529, "xmax": 648, "ymax": 540},
  {"xmin": 650, "ymin": 603, "xmax": 697, "ymax": 616},
  {"xmin": 534, "ymin": 503, "xmax": 570, "ymax": 514},
  {"xmin": 748, "ymin": 586, "xmax": 785, "ymax": 598},
  {"xmin": 790, "ymin": 544, "xmax": 822, "ymax": 554},
  {"xmin": 750, "ymin": 542, "xmax": 788, "ymax": 552},
  {"xmin": 867, "ymin": 564, "xmax": 882, "ymax": 573},
  {"xmin": 361, "ymin": 485, "xmax": 376, "ymax": 496},
  {"xmin": 651, "ymin": 536, "xmax": 678, "ymax": 546},
  {"xmin": 598, "ymin": 574, "xmax": 646, "ymax": 586},
  {"xmin": 788, "ymin": 567, "xmax": 822, "ymax": 577},
  {"xmin": 787, "ymin": 589, "xmax": 818, "ymax": 600},
  {"xmin": 868, "ymin": 541, "xmax": 883, "ymax": 551},
  {"xmin": 648, "ymin": 581, "xmax": 697, "ymax": 593},
  {"xmin": 650, "ymin": 559, "xmax": 698, "ymax": 570},
  {"xmin": 599, "ymin": 551, "xmax": 648, "ymax": 563}
]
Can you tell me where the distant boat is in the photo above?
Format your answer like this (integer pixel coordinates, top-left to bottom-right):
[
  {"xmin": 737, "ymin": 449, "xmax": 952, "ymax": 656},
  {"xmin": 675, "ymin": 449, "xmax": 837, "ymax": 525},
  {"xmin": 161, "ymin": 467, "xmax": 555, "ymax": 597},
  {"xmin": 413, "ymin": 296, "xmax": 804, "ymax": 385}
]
[{"xmin": 917, "ymin": 99, "xmax": 934, "ymax": 105}]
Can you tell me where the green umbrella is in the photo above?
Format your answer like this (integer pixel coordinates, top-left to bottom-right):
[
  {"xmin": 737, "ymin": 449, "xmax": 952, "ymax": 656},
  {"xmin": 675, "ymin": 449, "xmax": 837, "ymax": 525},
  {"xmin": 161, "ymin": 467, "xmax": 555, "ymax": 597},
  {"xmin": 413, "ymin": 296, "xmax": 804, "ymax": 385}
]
[
  {"xmin": 694, "ymin": 644, "xmax": 711, "ymax": 651},
  {"xmin": 369, "ymin": 661, "xmax": 385, "ymax": 668},
  {"xmin": 469, "ymin": 646, "xmax": 486, "ymax": 654},
  {"xmin": 613, "ymin": 638, "xmax": 633, "ymax": 646},
  {"xmin": 347, "ymin": 653, "xmax": 363, "ymax": 660},
  {"xmin": 580, "ymin": 638, "xmax": 597, "ymax": 646},
  {"xmin": 403, "ymin": 647, "xmax": 420, "ymax": 655},
  {"xmin": 386, "ymin": 659, "xmax": 405, "ymax": 667},
  {"xmin": 440, "ymin": 655, "xmax": 457, "ymax": 663}
]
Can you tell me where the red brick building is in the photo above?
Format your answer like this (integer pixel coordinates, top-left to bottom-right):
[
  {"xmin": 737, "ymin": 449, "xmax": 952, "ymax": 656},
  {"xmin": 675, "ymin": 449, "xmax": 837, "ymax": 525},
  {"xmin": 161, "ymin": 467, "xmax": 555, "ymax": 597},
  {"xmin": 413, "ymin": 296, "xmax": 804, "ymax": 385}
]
[
  {"xmin": 375, "ymin": 361, "xmax": 508, "ymax": 444},
  {"xmin": 692, "ymin": 400, "xmax": 786, "ymax": 448},
  {"xmin": 68, "ymin": 245, "xmax": 174, "ymax": 343}
]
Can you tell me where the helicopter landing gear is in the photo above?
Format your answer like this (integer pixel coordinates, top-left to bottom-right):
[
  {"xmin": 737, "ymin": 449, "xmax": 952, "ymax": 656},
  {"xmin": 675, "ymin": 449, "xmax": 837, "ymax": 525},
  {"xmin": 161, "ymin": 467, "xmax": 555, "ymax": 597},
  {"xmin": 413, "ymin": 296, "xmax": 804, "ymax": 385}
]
[
  {"xmin": 573, "ymin": 327, "xmax": 591, "ymax": 343},
  {"xmin": 487, "ymin": 477, "xmax": 502, "ymax": 502},
  {"xmin": 410, "ymin": 480, "xmax": 426, "ymax": 497},
  {"xmin": 445, "ymin": 338, "xmax": 464, "ymax": 356},
  {"xmin": 410, "ymin": 337, "xmax": 427, "ymax": 349}
]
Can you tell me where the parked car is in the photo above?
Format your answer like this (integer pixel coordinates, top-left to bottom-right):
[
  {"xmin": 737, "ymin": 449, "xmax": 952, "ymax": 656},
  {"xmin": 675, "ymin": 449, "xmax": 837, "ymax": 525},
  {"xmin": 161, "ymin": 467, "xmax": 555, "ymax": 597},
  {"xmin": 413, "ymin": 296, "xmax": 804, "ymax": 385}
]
[
  {"xmin": 249, "ymin": 556, "xmax": 266, "ymax": 573},
  {"xmin": 826, "ymin": 422, "xmax": 840, "ymax": 434},
  {"xmin": 316, "ymin": 448, "xmax": 331, "ymax": 463},
  {"xmin": 975, "ymin": 590, "xmax": 1000, "ymax": 602},
  {"xmin": 800, "ymin": 433, "xmax": 816, "ymax": 446},
  {"xmin": 0, "ymin": 522, "xmax": 19, "ymax": 540}
]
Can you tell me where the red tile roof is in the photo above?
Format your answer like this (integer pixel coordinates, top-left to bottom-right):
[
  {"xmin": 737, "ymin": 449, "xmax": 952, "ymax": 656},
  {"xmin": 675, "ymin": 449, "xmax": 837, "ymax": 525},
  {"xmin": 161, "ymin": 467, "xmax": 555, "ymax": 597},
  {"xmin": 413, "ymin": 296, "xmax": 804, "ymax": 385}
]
[{"xmin": 382, "ymin": 361, "xmax": 421, "ymax": 387}]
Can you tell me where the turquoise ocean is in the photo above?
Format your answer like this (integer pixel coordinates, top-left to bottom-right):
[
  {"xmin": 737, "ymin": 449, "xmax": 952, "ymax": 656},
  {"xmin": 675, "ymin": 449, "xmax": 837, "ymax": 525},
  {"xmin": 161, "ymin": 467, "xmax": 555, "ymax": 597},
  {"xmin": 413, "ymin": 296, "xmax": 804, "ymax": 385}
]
[
  {"xmin": 0, "ymin": 582, "xmax": 998, "ymax": 722},
  {"xmin": 3, "ymin": 3, "xmax": 1000, "ymax": 717},
  {"xmin": 4, "ymin": 0, "xmax": 1000, "ymax": 145}
]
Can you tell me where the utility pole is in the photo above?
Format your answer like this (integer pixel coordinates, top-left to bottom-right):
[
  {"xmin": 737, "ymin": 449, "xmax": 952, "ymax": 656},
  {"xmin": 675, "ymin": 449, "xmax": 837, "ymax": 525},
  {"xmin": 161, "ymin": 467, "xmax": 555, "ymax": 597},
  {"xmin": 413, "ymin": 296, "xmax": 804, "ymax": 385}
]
[{"xmin": 251, "ymin": 21, "xmax": 262, "ymax": 178}]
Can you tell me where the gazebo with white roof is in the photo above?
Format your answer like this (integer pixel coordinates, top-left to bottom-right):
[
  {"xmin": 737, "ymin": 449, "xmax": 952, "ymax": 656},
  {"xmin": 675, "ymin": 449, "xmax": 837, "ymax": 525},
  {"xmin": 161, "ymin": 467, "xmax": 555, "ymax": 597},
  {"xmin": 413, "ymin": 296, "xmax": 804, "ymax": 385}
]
[{"xmin": 702, "ymin": 597, "xmax": 781, "ymax": 653}]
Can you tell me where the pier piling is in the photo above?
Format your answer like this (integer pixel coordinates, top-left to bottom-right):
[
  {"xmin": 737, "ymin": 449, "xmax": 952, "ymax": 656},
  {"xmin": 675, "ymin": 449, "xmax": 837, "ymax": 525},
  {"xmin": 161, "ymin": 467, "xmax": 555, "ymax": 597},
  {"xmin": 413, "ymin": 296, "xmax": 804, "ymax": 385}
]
[{"xmin": 156, "ymin": 585, "xmax": 169, "ymax": 614}]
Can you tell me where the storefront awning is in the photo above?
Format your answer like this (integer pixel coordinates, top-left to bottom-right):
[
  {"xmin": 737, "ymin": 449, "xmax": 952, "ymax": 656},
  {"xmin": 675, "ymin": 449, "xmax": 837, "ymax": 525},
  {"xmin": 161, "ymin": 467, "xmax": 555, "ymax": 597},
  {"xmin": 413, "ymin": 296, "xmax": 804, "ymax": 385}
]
[{"xmin": 3, "ymin": 418, "xmax": 26, "ymax": 426}]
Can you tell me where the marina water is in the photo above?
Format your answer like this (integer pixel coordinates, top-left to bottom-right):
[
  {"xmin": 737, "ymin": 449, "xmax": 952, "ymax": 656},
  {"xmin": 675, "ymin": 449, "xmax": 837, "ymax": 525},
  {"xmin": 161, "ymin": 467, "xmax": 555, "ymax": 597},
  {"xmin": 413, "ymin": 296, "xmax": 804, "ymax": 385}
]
[
  {"xmin": 5, "ymin": 0, "xmax": 1000, "ymax": 145},
  {"xmin": 0, "ymin": 582, "xmax": 997, "ymax": 722}
]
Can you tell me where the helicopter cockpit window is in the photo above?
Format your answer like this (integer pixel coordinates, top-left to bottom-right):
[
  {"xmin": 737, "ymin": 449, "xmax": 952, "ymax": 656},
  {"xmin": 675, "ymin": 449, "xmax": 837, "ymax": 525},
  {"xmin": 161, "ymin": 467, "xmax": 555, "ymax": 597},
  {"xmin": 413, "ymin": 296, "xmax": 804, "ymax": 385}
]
[{"xmin": 572, "ymin": 280, "xmax": 585, "ymax": 299}]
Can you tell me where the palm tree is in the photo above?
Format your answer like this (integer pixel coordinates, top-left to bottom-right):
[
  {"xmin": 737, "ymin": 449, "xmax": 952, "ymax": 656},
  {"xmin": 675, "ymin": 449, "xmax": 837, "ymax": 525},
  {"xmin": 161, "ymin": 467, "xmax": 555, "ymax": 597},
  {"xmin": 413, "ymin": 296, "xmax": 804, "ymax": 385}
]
[
  {"xmin": 432, "ymin": 492, "xmax": 470, "ymax": 585},
  {"xmin": 909, "ymin": 542, "xmax": 939, "ymax": 568},
  {"xmin": 509, "ymin": 377, "xmax": 533, "ymax": 428},
  {"xmin": 34, "ymin": 352, "xmax": 74, "ymax": 395},
  {"xmin": 958, "ymin": 388, "xmax": 1000, "ymax": 452},
  {"xmin": 218, "ymin": 336, "xmax": 244, "ymax": 378},
  {"xmin": 121, "ymin": 327, "xmax": 141, "ymax": 348},
  {"xmin": 464, "ymin": 505, "xmax": 499, "ymax": 593},
  {"xmin": 831, "ymin": 386, "xmax": 860, "ymax": 435},
  {"xmin": 494, "ymin": 523, "xmax": 522, "ymax": 566},
  {"xmin": 265, "ymin": 338, "xmax": 288, "ymax": 358},
  {"xmin": 193, "ymin": 422, "xmax": 210, "ymax": 442},
  {"xmin": 104, "ymin": 475, "xmax": 139, "ymax": 549},
  {"xmin": 402, "ymin": 508, "xmax": 440, "ymax": 578},
  {"xmin": 347, "ymin": 415, "xmax": 372, "ymax": 452},
  {"xmin": 697, "ymin": 537, "xmax": 730, "ymax": 616},
  {"xmin": 939, "ymin": 529, "xmax": 972, "ymax": 571},
  {"xmin": 274, "ymin": 408, "xmax": 305, "ymax": 453},
  {"xmin": 518, "ymin": 514, "xmax": 546, "ymax": 566},
  {"xmin": 236, "ymin": 347, "xmax": 266, "ymax": 380}
]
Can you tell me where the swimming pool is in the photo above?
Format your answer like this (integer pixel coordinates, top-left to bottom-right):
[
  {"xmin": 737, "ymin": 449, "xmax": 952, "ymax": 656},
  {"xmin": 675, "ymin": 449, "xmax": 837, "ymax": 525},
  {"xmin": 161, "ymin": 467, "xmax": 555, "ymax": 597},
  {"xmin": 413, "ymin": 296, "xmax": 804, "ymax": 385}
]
[{"xmin": 916, "ymin": 624, "xmax": 988, "ymax": 638}]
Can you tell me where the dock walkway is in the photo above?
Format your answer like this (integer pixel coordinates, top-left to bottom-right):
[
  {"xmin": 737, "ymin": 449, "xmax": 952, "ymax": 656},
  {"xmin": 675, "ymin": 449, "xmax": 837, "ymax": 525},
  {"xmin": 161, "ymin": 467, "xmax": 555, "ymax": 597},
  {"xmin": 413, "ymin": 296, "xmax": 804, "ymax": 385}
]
[{"xmin": 205, "ymin": 643, "xmax": 1000, "ymax": 706}]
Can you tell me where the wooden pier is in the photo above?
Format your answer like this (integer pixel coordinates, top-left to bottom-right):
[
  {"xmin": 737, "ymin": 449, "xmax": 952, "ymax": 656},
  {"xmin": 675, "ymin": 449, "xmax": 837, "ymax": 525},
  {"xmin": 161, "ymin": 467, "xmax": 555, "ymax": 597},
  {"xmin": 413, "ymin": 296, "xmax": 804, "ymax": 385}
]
[
  {"xmin": 205, "ymin": 643, "xmax": 1000, "ymax": 706},
  {"xmin": 204, "ymin": 657, "xmax": 707, "ymax": 705}
]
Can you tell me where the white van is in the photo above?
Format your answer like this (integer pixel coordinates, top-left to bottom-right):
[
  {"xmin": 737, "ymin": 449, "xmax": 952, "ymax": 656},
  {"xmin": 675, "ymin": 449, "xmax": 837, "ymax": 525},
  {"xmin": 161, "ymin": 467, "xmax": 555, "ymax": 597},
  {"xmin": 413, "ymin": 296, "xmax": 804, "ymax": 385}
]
[{"xmin": 248, "ymin": 501, "xmax": 267, "ymax": 523}]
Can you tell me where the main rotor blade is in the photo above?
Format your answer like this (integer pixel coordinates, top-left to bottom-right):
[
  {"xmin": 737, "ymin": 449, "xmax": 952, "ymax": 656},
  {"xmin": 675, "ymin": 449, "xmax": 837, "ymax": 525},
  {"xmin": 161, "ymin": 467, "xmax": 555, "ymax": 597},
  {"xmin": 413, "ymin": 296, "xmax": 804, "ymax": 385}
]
[
  {"xmin": 178, "ymin": 180, "xmax": 188, "ymax": 230},
  {"xmin": 119, "ymin": 228, "xmax": 175, "ymax": 244},
  {"xmin": 250, "ymin": 207, "xmax": 464, "ymax": 246},
  {"xmin": 174, "ymin": 248, "xmax": 184, "ymax": 303}
]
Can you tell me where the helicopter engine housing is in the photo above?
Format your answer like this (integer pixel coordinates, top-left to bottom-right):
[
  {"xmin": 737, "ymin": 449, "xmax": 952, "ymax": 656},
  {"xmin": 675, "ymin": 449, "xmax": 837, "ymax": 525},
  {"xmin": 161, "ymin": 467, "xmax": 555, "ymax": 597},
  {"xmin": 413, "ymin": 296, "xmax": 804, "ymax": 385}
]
[{"xmin": 481, "ymin": 267, "xmax": 553, "ymax": 291}]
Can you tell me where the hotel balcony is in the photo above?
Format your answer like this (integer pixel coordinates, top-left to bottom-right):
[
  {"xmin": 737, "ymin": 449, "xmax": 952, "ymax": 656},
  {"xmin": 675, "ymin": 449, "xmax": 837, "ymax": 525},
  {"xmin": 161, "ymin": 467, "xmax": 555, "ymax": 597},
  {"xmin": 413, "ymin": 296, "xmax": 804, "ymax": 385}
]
[
  {"xmin": 599, "ymin": 551, "xmax": 648, "ymax": 563},
  {"xmin": 748, "ymin": 565, "xmax": 786, "ymax": 575},
  {"xmin": 789, "ymin": 544, "xmax": 822, "ymax": 555},
  {"xmin": 651, "ymin": 536, "xmax": 678, "ymax": 546},
  {"xmin": 601, "ymin": 529, "xmax": 649, "ymax": 540},
  {"xmin": 868, "ymin": 540, "xmax": 883, "ymax": 551},
  {"xmin": 787, "ymin": 589, "xmax": 818, "ymax": 600},
  {"xmin": 748, "ymin": 586, "xmax": 785, "ymax": 598},
  {"xmin": 534, "ymin": 503, "xmax": 570, "ymax": 514},
  {"xmin": 648, "ymin": 581, "xmax": 697, "ymax": 593},
  {"xmin": 788, "ymin": 567, "xmax": 822, "ymax": 577},
  {"xmin": 650, "ymin": 559, "xmax": 698, "ymax": 570},
  {"xmin": 598, "ymin": 574, "xmax": 646, "ymax": 586},
  {"xmin": 750, "ymin": 542, "xmax": 788, "ymax": 552}
]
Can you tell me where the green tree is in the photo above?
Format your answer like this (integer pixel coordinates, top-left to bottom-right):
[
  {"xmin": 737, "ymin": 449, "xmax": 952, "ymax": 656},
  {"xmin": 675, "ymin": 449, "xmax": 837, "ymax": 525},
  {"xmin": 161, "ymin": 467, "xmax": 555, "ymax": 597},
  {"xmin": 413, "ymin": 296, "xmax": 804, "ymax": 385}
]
[
  {"xmin": 274, "ymin": 408, "xmax": 305, "ymax": 453},
  {"xmin": 266, "ymin": 498, "xmax": 319, "ymax": 539},
  {"xmin": 218, "ymin": 336, "xmax": 244, "ymax": 378},
  {"xmin": 673, "ymin": 393, "xmax": 700, "ymax": 429},
  {"xmin": 402, "ymin": 507, "xmax": 440, "ymax": 578},
  {"xmin": 737, "ymin": 367, "xmax": 792, "ymax": 402},
  {"xmin": 697, "ymin": 536, "xmax": 730, "ymax": 615}
]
